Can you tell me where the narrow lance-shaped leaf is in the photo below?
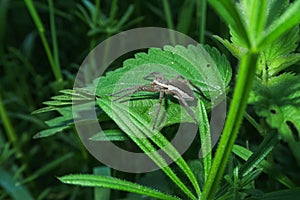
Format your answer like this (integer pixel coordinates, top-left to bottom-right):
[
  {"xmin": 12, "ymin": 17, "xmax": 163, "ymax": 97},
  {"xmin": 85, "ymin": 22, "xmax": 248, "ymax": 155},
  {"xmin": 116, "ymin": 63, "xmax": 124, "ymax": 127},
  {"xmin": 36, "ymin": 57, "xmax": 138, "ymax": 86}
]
[
  {"xmin": 59, "ymin": 174, "xmax": 180, "ymax": 200},
  {"xmin": 97, "ymin": 98, "xmax": 198, "ymax": 199}
]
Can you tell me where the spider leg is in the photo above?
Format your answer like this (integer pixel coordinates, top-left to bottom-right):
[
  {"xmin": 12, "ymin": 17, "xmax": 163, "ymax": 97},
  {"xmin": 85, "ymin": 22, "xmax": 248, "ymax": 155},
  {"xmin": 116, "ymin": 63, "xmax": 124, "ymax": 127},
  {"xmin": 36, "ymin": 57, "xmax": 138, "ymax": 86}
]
[
  {"xmin": 110, "ymin": 86, "xmax": 140, "ymax": 96},
  {"xmin": 112, "ymin": 89, "xmax": 140, "ymax": 101},
  {"xmin": 174, "ymin": 75, "xmax": 210, "ymax": 101},
  {"xmin": 187, "ymin": 81, "xmax": 210, "ymax": 101},
  {"xmin": 144, "ymin": 72, "xmax": 164, "ymax": 81},
  {"xmin": 110, "ymin": 85, "xmax": 146, "ymax": 101},
  {"xmin": 111, "ymin": 85, "xmax": 161, "ymax": 102},
  {"xmin": 152, "ymin": 90, "xmax": 164, "ymax": 129},
  {"xmin": 172, "ymin": 90, "xmax": 198, "ymax": 124}
]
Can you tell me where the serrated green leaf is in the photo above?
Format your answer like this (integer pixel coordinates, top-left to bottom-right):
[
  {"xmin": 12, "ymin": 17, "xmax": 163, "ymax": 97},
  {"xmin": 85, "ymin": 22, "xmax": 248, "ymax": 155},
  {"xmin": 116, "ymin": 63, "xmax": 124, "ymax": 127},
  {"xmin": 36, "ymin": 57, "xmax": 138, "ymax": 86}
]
[
  {"xmin": 95, "ymin": 44, "xmax": 230, "ymax": 128},
  {"xmin": 218, "ymin": 0, "xmax": 300, "ymax": 76},
  {"xmin": 33, "ymin": 125, "xmax": 69, "ymax": 138},
  {"xmin": 204, "ymin": 45, "xmax": 232, "ymax": 86},
  {"xmin": 90, "ymin": 129, "xmax": 129, "ymax": 141},
  {"xmin": 233, "ymin": 0, "xmax": 268, "ymax": 45},
  {"xmin": 43, "ymin": 100, "xmax": 72, "ymax": 106},
  {"xmin": 265, "ymin": 0, "xmax": 289, "ymax": 27},
  {"xmin": 237, "ymin": 132, "xmax": 279, "ymax": 178},
  {"xmin": 213, "ymin": 35, "xmax": 247, "ymax": 59},
  {"xmin": 34, "ymin": 89, "xmax": 94, "ymax": 115},
  {"xmin": 60, "ymin": 88, "xmax": 94, "ymax": 98},
  {"xmin": 59, "ymin": 89, "xmax": 77, "ymax": 95},
  {"xmin": 51, "ymin": 95, "xmax": 73, "ymax": 101},
  {"xmin": 257, "ymin": 0, "xmax": 300, "ymax": 50},
  {"xmin": 33, "ymin": 107, "xmax": 74, "ymax": 138},
  {"xmin": 197, "ymin": 100, "xmax": 211, "ymax": 183},
  {"xmin": 267, "ymin": 53, "xmax": 300, "ymax": 76},
  {"xmin": 232, "ymin": 144, "xmax": 295, "ymax": 189},
  {"xmin": 249, "ymin": 73, "xmax": 300, "ymax": 164},
  {"xmin": 263, "ymin": 26, "xmax": 299, "ymax": 62},
  {"xmin": 97, "ymin": 97, "xmax": 200, "ymax": 199},
  {"xmin": 59, "ymin": 174, "xmax": 180, "ymax": 200},
  {"xmin": 208, "ymin": 0, "xmax": 251, "ymax": 47},
  {"xmin": 97, "ymin": 44, "xmax": 229, "ymax": 94},
  {"xmin": 258, "ymin": 25, "xmax": 300, "ymax": 75},
  {"xmin": 36, "ymin": 45, "xmax": 231, "ymax": 145},
  {"xmin": 32, "ymin": 106, "xmax": 56, "ymax": 114}
]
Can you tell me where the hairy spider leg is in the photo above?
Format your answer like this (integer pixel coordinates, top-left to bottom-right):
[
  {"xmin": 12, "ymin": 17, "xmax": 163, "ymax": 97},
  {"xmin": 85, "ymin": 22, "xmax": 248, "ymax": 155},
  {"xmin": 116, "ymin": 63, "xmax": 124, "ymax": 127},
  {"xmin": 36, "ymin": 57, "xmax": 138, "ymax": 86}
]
[
  {"xmin": 152, "ymin": 90, "xmax": 165, "ymax": 129},
  {"xmin": 110, "ymin": 85, "xmax": 140, "ymax": 96},
  {"xmin": 143, "ymin": 72, "xmax": 163, "ymax": 81},
  {"xmin": 111, "ymin": 84, "xmax": 161, "ymax": 102},
  {"xmin": 166, "ymin": 89, "xmax": 198, "ymax": 124},
  {"xmin": 187, "ymin": 81, "xmax": 210, "ymax": 101},
  {"xmin": 144, "ymin": 72, "xmax": 169, "ymax": 85},
  {"xmin": 174, "ymin": 75, "xmax": 210, "ymax": 101},
  {"xmin": 110, "ymin": 86, "xmax": 141, "ymax": 101}
]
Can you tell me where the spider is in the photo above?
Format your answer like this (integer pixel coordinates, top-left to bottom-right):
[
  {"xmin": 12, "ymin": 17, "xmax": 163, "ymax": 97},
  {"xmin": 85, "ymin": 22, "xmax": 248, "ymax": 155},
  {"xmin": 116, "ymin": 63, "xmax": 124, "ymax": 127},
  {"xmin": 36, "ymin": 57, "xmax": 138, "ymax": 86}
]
[{"xmin": 110, "ymin": 72, "xmax": 210, "ymax": 129}]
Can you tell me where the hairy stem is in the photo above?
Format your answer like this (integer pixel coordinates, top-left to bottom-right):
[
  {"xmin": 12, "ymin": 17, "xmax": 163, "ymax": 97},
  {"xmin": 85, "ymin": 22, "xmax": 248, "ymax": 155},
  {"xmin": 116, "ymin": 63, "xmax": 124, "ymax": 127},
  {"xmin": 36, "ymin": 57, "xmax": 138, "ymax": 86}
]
[{"xmin": 202, "ymin": 52, "xmax": 258, "ymax": 199}]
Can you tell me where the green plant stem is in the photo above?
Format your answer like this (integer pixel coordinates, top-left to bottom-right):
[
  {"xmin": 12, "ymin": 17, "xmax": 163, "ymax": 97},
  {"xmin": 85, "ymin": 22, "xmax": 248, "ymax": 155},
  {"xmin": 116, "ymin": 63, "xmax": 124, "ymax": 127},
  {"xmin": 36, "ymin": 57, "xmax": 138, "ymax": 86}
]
[
  {"xmin": 162, "ymin": 0, "xmax": 175, "ymax": 44},
  {"xmin": 24, "ymin": 0, "xmax": 63, "ymax": 87},
  {"xmin": 197, "ymin": 0, "xmax": 207, "ymax": 43},
  {"xmin": 257, "ymin": 0, "xmax": 300, "ymax": 50},
  {"xmin": 89, "ymin": 0, "xmax": 101, "ymax": 50},
  {"xmin": 109, "ymin": 0, "xmax": 118, "ymax": 23},
  {"xmin": 208, "ymin": 0, "xmax": 251, "ymax": 48},
  {"xmin": 48, "ymin": 0, "xmax": 61, "ymax": 80},
  {"xmin": 202, "ymin": 52, "xmax": 258, "ymax": 200},
  {"xmin": 162, "ymin": 0, "xmax": 174, "ymax": 30},
  {"xmin": 0, "ymin": 95, "xmax": 22, "ymax": 158}
]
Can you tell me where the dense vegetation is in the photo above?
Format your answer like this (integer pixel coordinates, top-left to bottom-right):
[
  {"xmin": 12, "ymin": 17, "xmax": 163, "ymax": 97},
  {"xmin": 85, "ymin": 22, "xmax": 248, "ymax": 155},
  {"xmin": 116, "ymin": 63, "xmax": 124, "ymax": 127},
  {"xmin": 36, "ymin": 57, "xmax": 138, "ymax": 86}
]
[{"xmin": 1, "ymin": 0, "xmax": 300, "ymax": 199}]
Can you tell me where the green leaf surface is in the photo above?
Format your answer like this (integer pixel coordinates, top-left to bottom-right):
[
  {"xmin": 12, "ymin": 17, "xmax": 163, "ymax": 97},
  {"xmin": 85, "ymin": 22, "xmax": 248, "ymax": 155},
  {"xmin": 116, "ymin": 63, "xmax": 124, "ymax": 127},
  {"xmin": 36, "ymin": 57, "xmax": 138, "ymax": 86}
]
[
  {"xmin": 31, "ymin": 106, "xmax": 56, "ymax": 114},
  {"xmin": 43, "ymin": 100, "xmax": 72, "ymax": 106},
  {"xmin": 36, "ymin": 45, "xmax": 231, "ymax": 139},
  {"xmin": 197, "ymin": 100, "xmax": 211, "ymax": 183},
  {"xmin": 213, "ymin": 35, "xmax": 247, "ymax": 59},
  {"xmin": 33, "ymin": 87, "xmax": 101, "ymax": 138},
  {"xmin": 95, "ymin": 45, "xmax": 230, "ymax": 128},
  {"xmin": 233, "ymin": 144, "xmax": 295, "ymax": 189},
  {"xmin": 258, "ymin": 0, "xmax": 300, "ymax": 50},
  {"xmin": 258, "ymin": 25, "xmax": 300, "ymax": 76},
  {"xmin": 97, "ymin": 97, "xmax": 199, "ymax": 199},
  {"xmin": 33, "ymin": 107, "xmax": 74, "ymax": 138},
  {"xmin": 203, "ymin": 45, "xmax": 232, "ymax": 86},
  {"xmin": 217, "ymin": 0, "xmax": 300, "ymax": 76},
  {"xmin": 208, "ymin": 0, "xmax": 251, "ymax": 47},
  {"xmin": 89, "ymin": 129, "xmax": 129, "ymax": 141},
  {"xmin": 249, "ymin": 73, "xmax": 300, "ymax": 164},
  {"xmin": 264, "ymin": 0, "xmax": 289, "ymax": 27},
  {"xmin": 92, "ymin": 44, "xmax": 231, "ymax": 198},
  {"xmin": 238, "ymin": 132, "xmax": 279, "ymax": 178},
  {"xmin": 233, "ymin": 0, "xmax": 268, "ymax": 46},
  {"xmin": 59, "ymin": 174, "xmax": 180, "ymax": 200}
]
